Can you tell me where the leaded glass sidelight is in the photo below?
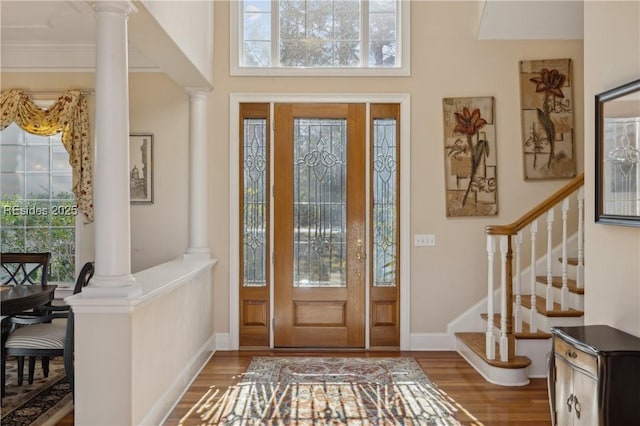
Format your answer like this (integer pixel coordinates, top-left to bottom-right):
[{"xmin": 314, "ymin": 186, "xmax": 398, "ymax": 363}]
[
  {"xmin": 604, "ymin": 117, "xmax": 640, "ymax": 216},
  {"xmin": 372, "ymin": 118, "xmax": 397, "ymax": 287},
  {"xmin": 243, "ymin": 118, "xmax": 268, "ymax": 287},
  {"xmin": 293, "ymin": 118, "xmax": 347, "ymax": 287}
]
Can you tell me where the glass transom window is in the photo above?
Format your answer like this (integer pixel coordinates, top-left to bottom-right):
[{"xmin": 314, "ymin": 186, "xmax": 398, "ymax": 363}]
[{"xmin": 232, "ymin": 0, "xmax": 410, "ymax": 76}]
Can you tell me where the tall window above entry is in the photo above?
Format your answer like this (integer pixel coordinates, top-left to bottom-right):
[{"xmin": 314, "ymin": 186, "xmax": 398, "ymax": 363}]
[{"xmin": 232, "ymin": 0, "xmax": 410, "ymax": 76}]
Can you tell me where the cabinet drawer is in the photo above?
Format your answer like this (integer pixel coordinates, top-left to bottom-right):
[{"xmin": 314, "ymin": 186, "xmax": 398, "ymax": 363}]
[{"xmin": 554, "ymin": 337, "xmax": 598, "ymax": 377}]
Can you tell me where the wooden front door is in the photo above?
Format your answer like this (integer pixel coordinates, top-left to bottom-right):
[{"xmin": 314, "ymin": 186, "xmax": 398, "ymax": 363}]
[{"xmin": 273, "ymin": 103, "xmax": 366, "ymax": 348}]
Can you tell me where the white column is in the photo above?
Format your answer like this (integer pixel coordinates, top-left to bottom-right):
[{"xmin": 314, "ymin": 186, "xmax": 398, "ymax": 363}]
[
  {"xmin": 88, "ymin": 0, "xmax": 140, "ymax": 297},
  {"xmin": 184, "ymin": 88, "xmax": 211, "ymax": 260}
]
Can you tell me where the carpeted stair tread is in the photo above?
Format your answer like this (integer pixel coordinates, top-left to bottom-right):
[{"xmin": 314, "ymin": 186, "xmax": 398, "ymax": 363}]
[
  {"xmin": 521, "ymin": 295, "xmax": 583, "ymax": 317},
  {"xmin": 481, "ymin": 313, "xmax": 552, "ymax": 339},
  {"xmin": 455, "ymin": 332, "xmax": 531, "ymax": 369},
  {"xmin": 535, "ymin": 276, "xmax": 584, "ymax": 294}
]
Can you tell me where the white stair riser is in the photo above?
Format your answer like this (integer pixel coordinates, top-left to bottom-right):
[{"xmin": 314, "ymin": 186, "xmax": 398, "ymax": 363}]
[
  {"xmin": 520, "ymin": 262, "xmax": 580, "ymax": 285},
  {"xmin": 516, "ymin": 338, "xmax": 552, "ymax": 378},
  {"xmin": 484, "ymin": 304, "xmax": 584, "ymax": 335},
  {"xmin": 481, "ymin": 321, "xmax": 570, "ymax": 378},
  {"xmin": 530, "ymin": 284, "xmax": 584, "ymax": 310},
  {"xmin": 520, "ymin": 306, "xmax": 584, "ymax": 331},
  {"xmin": 456, "ymin": 337, "xmax": 530, "ymax": 386}
]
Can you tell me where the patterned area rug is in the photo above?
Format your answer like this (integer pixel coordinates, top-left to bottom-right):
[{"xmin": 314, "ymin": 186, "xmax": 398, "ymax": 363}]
[
  {"xmin": 209, "ymin": 357, "xmax": 461, "ymax": 425},
  {"xmin": 1, "ymin": 357, "xmax": 73, "ymax": 426}
]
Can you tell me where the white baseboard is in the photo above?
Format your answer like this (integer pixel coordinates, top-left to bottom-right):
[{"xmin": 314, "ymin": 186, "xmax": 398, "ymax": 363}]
[
  {"xmin": 144, "ymin": 334, "xmax": 215, "ymax": 426},
  {"xmin": 409, "ymin": 333, "xmax": 456, "ymax": 350},
  {"xmin": 215, "ymin": 332, "xmax": 230, "ymax": 350}
]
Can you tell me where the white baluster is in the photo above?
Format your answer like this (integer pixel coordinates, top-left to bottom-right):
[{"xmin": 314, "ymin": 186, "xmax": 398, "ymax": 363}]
[
  {"xmin": 529, "ymin": 220, "xmax": 538, "ymax": 332},
  {"xmin": 514, "ymin": 231, "xmax": 523, "ymax": 333},
  {"xmin": 561, "ymin": 198, "xmax": 570, "ymax": 310},
  {"xmin": 499, "ymin": 235, "xmax": 509, "ymax": 362},
  {"xmin": 546, "ymin": 208, "xmax": 555, "ymax": 312},
  {"xmin": 577, "ymin": 187, "xmax": 585, "ymax": 289},
  {"xmin": 486, "ymin": 235, "xmax": 496, "ymax": 360}
]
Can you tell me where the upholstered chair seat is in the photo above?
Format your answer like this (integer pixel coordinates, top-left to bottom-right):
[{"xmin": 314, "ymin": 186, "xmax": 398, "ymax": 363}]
[{"xmin": 6, "ymin": 323, "xmax": 66, "ymax": 351}]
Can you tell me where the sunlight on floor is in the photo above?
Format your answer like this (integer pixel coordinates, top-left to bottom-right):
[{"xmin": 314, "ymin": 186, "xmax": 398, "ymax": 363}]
[{"xmin": 177, "ymin": 375, "xmax": 484, "ymax": 425}]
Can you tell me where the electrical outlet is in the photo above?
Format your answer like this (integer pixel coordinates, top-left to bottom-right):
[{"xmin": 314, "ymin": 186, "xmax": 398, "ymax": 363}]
[{"xmin": 414, "ymin": 234, "xmax": 436, "ymax": 246}]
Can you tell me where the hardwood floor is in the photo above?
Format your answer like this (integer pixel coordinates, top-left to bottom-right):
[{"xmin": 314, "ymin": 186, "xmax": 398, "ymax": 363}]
[{"xmin": 56, "ymin": 351, "xmax": 551, "ymax": 425}]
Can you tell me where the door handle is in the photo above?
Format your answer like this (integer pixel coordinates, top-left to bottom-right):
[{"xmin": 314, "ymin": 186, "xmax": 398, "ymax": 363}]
[
  {"xmin": 574, "ymin": 396, "xmax": 581, "ymax": 419},
  {"xmin": 355, "ymin": 239, "xmax": 366, "ymax": 261}
]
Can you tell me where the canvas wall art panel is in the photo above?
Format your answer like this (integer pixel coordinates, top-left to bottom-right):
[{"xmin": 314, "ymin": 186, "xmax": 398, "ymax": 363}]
[
  {"xmin": 443, "ymin": 97, "xmax": 498, "ymax": 217},
  {"xmin": 520, "ymin": 58, "xmax": 576, "ymax": 180}
]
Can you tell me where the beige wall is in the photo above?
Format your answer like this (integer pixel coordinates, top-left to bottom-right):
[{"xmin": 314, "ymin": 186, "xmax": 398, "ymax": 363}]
[
  {"xmin": 1, "ymin": 0, "xmax": 587, "ymax": 340},
  {"xmin": 583, "ymin": 1, "xmax": 640, "ymax": 336},
  {"xmin": 209, "ymin": 1, "xmax": 583, "ymax": 335},
  {"xmin": 0, "ymin": 72, "xmax": 191, "ymax": 274}
]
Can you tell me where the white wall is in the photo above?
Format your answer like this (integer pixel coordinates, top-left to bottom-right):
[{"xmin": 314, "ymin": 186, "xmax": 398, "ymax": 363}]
[
  {"xmin": 583, "ymin": 1, "xmax": 640, "ymax": 335},
  {"xmin": 70, "ymin": 259, "xmax": 216, "ymax": 425},
  {"xmin": 139, "ymin": 0, "xmax": 214, "ymax": 84},
  {"xmin": 128, "ymin": 73, "xmax": 191, "ymax": 272}
]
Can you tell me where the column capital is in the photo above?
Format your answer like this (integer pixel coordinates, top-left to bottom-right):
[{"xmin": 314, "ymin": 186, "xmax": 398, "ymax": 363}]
[
  {"xmin": 185, "ymin": 87, "xmax": 212, "ymax": 99},
  {"xmin": 90, "ymin": 0, "xmax": 137, "ymax": 16}
]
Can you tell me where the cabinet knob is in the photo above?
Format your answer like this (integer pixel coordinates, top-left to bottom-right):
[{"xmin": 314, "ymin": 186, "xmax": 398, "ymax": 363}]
[
  {"xmin": 567, "ymin": 393, "xmax": 574, "ymax": 412},
  {"xmin": 565, "ymin": 350, "xmax": 578, "ymax": 359}
]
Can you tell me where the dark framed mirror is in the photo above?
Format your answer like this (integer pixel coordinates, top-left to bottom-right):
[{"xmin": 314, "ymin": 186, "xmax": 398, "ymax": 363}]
[{"xmin": 595, "ymin": 79, "xmax": 640, "ymax": 227}]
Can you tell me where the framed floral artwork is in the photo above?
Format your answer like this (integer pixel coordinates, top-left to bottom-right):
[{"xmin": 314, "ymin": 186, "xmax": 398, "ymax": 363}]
[
  {"xmin": 520, "ymin": 58, "xmax": 576, "ymax": 180},
  {"xmin": 443, "ymin": 97, "xmax": 498, "ymax": 217}
]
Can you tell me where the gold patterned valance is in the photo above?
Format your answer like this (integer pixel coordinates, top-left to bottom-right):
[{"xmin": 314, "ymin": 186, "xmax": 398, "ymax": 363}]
[{"xmin": 0, "ymin": 89, "xmax": 93, "ymax": 222}]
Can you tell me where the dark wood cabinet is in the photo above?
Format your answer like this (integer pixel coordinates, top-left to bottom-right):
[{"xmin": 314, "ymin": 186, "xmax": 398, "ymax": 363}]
[{"xmin": 549, "ymin": 325, "xmax": 640, "ymax": 425}]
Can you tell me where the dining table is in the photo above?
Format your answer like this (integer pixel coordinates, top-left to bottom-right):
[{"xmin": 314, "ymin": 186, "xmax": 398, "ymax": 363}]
[{"xmin": 0, "ymin": 285, "xmax": 57, "ymax": 316}]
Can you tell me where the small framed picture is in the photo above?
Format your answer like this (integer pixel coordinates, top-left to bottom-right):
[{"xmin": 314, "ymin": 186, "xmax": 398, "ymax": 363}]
[{"xmin": 129, "ymin": 134, "xmax": 153, "ymax": 204}]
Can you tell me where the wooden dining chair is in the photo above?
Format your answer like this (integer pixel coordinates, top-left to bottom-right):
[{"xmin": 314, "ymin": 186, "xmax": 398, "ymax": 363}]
[
  {"xmin": 1, "ymin": 261, "xmax": 94, "ymax": 398},
  {"xmin": 1, "ymin": 252, "xmax": 51, "ymax": 286},
  {"xmin": 1, "ymin": 252, "xmax": 51, "ymax": 397}
]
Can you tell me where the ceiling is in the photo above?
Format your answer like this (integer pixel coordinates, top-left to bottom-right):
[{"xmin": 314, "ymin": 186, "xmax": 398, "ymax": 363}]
[
  {"xmin": 477, "ymin": 0, "xmax": 583, "ymax": 40},
  {"xmin": 0, "ymin": 0, "xmax": 157, "ymax": 70},
  {"xmin": 0, "ymin": 0, "xmax": 584, "ymax": 72}
]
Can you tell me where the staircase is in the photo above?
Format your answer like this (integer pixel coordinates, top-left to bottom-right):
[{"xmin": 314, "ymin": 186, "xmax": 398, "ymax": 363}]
[{"xmin": 455, "ymin": 174, "xmax": 585, "ymax": 386}]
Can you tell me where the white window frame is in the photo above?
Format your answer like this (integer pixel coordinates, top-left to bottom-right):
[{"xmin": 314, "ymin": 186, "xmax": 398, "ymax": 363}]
[
  {"xmin": 228, "ymin": 93, "xmax": 411, "ymax": 350},
  {"xmin": 230, "ymin": 0, "xmax": 411, "ymax": 77},
  {"xmin": 0, "ymin": 116, "xmax": 81, "ymax": 288}
]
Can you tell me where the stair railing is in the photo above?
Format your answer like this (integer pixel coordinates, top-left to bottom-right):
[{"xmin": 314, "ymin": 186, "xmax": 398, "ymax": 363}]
[{"xmin": 484, "ymin": 173, "xmax": 584, "ymax": 362}]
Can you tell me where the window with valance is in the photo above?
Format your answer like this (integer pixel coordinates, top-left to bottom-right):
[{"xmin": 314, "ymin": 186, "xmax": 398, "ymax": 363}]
[{"xmin": 0, "ymin": 89, "xmax": 93, "ymax": 222}]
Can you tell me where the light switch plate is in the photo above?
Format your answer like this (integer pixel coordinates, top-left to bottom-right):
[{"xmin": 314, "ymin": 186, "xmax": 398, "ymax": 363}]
[{"xmin": 415, "ymin": 234, "xmax": 436, "ymax": 246}]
